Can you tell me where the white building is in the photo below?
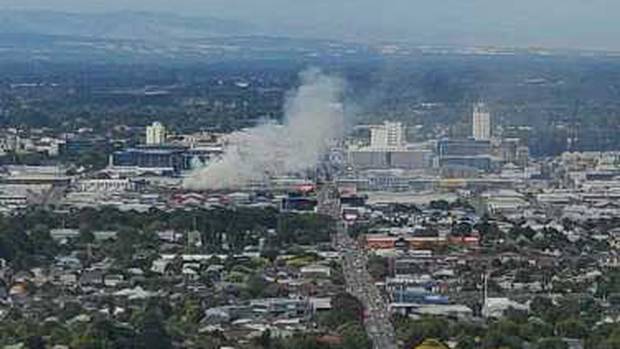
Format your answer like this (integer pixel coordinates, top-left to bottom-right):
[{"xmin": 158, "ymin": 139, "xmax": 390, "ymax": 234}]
[
  {"xmin": 482, "ymin": 297, "xmax": 528, "ymax": 318},
  {"xmin": 472, "ymin": 103, "xmax": 491, "ymax": 140},
  {"xmin": 370, "ymin": 121, "xmax": 405, "ymax": 150},
  {"xmin": 146, "ymin": 122, "xmax": 166, "ymax": 145},
  {"xmin": 348, "ymin": 121, "xmax": 436, "ymax": 170},
  {"xmin": 76, "ymin": 179, "xmax": 139, "ymax": 193}
]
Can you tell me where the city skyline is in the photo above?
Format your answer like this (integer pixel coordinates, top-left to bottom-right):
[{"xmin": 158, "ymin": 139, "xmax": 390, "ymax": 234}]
[{"xmin": 0, "ymin": 3, "xmax": 619, "ymax": 348}]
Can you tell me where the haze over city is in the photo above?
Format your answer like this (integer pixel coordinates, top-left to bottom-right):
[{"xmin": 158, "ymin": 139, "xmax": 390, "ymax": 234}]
[{"xmin": 2, "ymin": 0, "xmax": 620, "ymax": 50}]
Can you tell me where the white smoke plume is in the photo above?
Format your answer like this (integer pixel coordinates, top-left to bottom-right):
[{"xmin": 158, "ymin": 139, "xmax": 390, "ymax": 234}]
[{"xmin": 183, "ymin": 69, "xmax": 345, "ymax": 190}]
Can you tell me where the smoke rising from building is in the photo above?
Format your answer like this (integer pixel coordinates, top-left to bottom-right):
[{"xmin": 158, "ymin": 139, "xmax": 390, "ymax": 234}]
[{"xmin": 183, "ymin": 69, "xmax": 345, "ymax": 190}]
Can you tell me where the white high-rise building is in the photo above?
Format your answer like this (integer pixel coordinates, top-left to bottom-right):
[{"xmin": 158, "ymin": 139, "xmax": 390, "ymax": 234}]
[
  {"xmin": 146, "ymin": 121, "xmax": 167, "ymax": 145},
  {"xmin": 370, "ymin": 121, "xmax": 405, "ymax": 150},
  {"xmin": 472, "ymin": 103, "xmax": 491, "ymax": 140}
]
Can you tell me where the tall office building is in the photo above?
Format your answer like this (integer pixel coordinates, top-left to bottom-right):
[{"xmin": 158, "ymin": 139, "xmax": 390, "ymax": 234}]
[
  {"xmin": 370, "ymin": 121, "xmax": 405, "ymax": 149},
  {"xmin": 349, "ymin": 121, "xmax": 433, "ymax": 170},
  {"xmin": 146, "ymin": 121, "xmax": 167, "ymax": 145},
  {"xmin": 472, "ymin": 103, "xmax": 491, "ymax": 140}
]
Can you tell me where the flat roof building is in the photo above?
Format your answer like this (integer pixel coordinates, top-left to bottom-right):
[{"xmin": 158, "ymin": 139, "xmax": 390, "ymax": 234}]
[
  {"xmin": 146, "ymin": 122, "xmax": 167, "ymax": 146},
  {"xmin": 472, "ymin": 103, "xmax": 491, "ymax": 141}
]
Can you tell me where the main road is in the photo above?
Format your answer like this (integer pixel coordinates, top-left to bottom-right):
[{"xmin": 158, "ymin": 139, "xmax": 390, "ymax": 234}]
[{"xmin": 318, "ymin": 183, "xmax": 398, "ymax": 349}]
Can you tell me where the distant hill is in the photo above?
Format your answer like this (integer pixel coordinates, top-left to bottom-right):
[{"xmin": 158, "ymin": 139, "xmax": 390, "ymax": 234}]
[
  {"xmin": 0, "ymin": 31, "xmax": 380, "ymax": 65},
  {"xmin": 0, "ymin": 10, "xmax": 258, "ymax": 41},
  {"xmin": 0, "ymin": 10, "xmax": 611, "ymax": 65}
]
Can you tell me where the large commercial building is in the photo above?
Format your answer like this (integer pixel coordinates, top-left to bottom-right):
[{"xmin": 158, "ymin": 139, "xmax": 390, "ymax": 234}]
[
  {"xmin": 438, "ymin": 139, "xmax": 491, "ymax": 157},
  {"xmin": 370, "ymin": 121, "xmax": 405, "ymax": 149},
  {"xmin": 348, "ymin": 150, "xmax": 390, "ymax": 169},
  {"xmin": 349, "ymin": 122, "xmax": 433, "ymax": 170},
  {"xmin": 112, "ymin": 147, "xmax": 186, "ymax": 174},
  {"xmin": 146, "ymin": 122, "xmax": 167, "ymax": 145},
  {"xmin": 348, "ymin": 149, "xmax": 433, "ymax": 170},
  {"xmin": 110, "ymin": 145, "xmax": 218, "ymax": 176},
  {"xmin": 58, "ymin": 137, "xmax": 111, "ymax": 157},
  {"xmin": 437, "ymin": 139, "xmax": 493, "ymax": 172},
  {"xmin": 472, "ymin": 103, "xmax": 491, "ymax": 141}
]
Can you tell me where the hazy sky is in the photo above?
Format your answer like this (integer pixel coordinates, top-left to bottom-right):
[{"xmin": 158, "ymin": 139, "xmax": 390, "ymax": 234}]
[{"xmin": 3, "ymin": 0, "xmax": 620, "ymax": 49}]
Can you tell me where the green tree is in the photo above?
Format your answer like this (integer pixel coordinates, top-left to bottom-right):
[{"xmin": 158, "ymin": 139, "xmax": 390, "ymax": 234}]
[
  {"xmin": 244, "ymin": 273, "xmax": 269, "ymax": 299},
  {"xmin": 519, "ymin": 319, "xmax": 554, "ymax": 341},
  {"xmin": 320, "ymin": 293, "xmax": 364, "ymax": 328},
  {"xmin": 367, "ymin": 255, "xmax": 389, "ymax": 280},
  {"xmin": 340, "ymin": 322, "xmax": 371, "ymax": 349},
  {"xmin": 556, "ymin": 318, "xmax": 588, "ymax": 339},
  {"xmin": 77, "ymin": 229, "xmax": 95, "ymax": 244},
  {"xmin": 396, "ymin": 316, "xmax": 450, "ymax": 348},
  {"xmin": 535, "ymin": 337, "xmax": 568, "ymax": 349},
  {"xmin": 415, "ymin": 339, "xmax": 449, "ymax": 349},
  {"xmin": 135, "ymin": 304, "xmax": 173, "ymax": 349},
  {"xmin": 455, "ymin": 336, "xmax": 477, "ymax": 349},
  {"xmin": 480, "ymin": 330, "xmax": 522, "ymax": 349}
]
